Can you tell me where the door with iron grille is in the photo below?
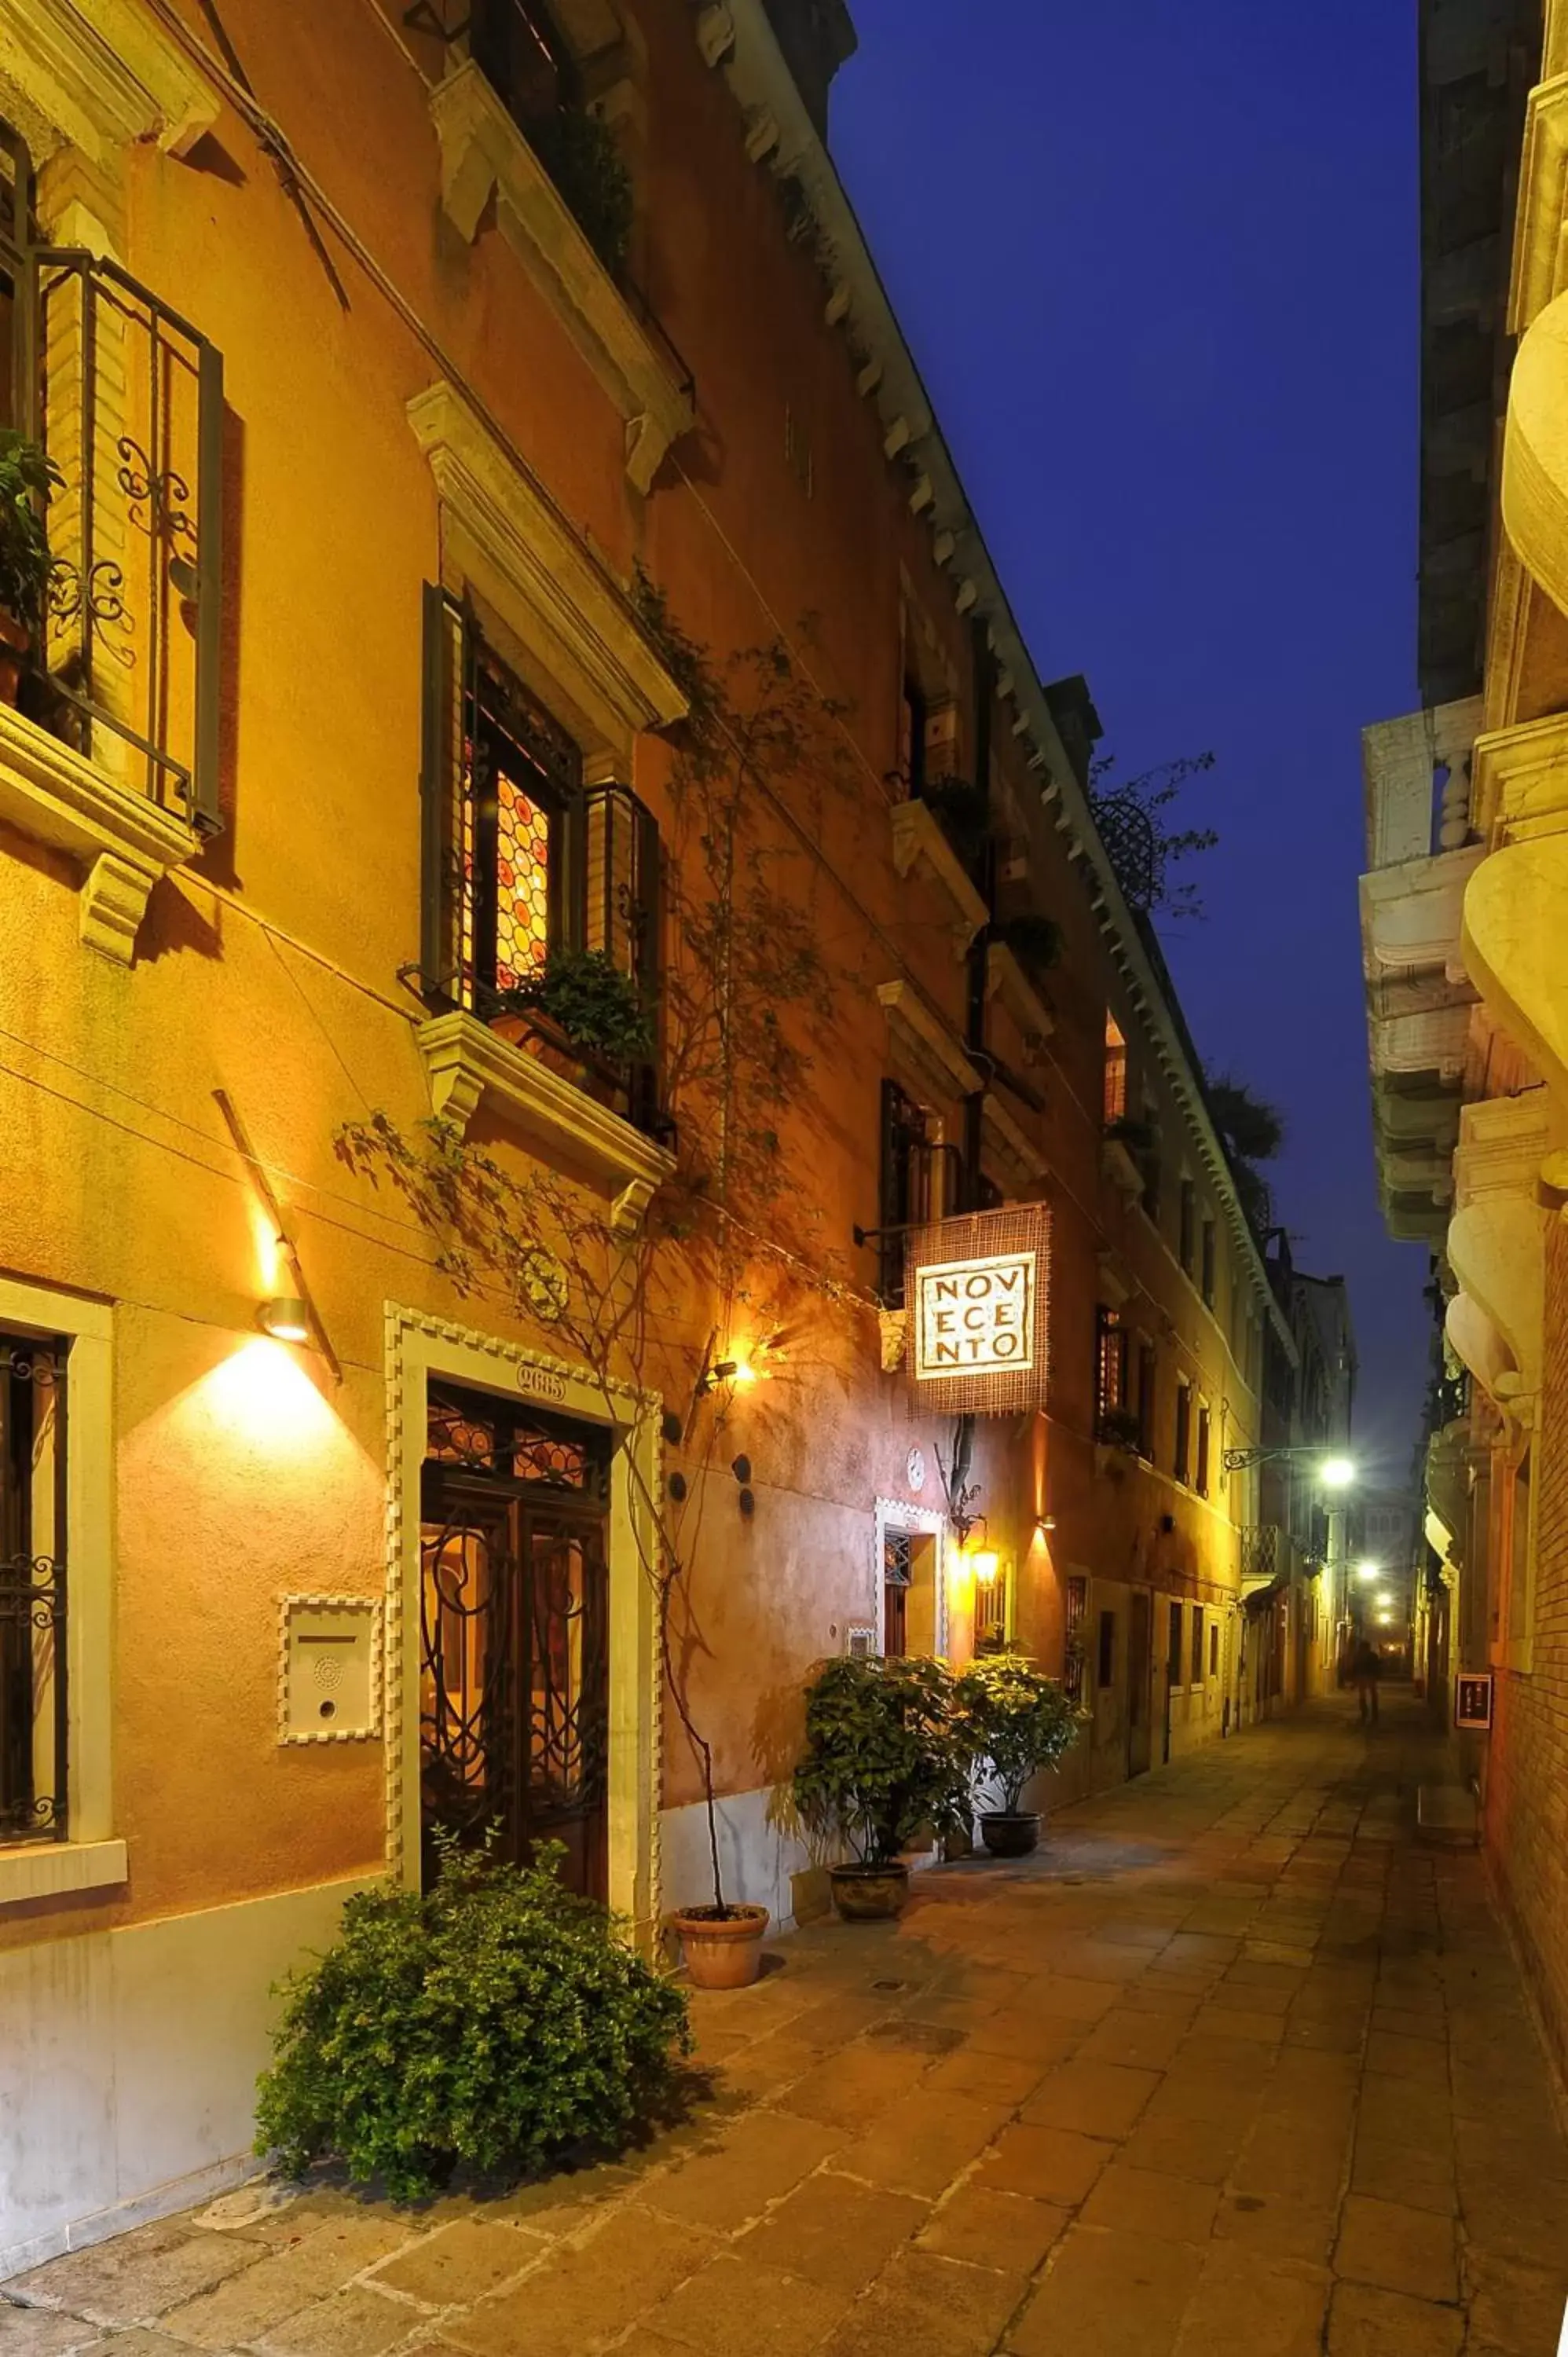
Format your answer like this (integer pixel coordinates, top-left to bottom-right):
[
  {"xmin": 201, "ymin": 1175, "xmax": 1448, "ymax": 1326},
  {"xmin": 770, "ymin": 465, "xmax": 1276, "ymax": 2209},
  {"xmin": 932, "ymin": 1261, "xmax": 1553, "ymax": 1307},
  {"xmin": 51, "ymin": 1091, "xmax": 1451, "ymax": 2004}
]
[{"xmin": 419, "ymin": 1382, "xmax": 610, "ymax": 1896}]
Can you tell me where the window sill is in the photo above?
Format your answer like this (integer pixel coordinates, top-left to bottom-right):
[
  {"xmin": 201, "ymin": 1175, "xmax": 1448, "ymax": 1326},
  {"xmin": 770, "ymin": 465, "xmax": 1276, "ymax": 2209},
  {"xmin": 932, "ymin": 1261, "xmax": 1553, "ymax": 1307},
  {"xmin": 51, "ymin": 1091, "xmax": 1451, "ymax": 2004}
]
[
  {"xmin": 429, "ymin": 62, "xmax": 694, "ymax": 494},
  {"xmin": 1101, "ymin": 1135, "xmax": 1145, "ymax": 1198},
  {"xmin": 416, "ymin": 1009, "xmax": 674, "ymax": 1233},
  {"xmin": 0, "ymin": 703, "xmax": 199, "ymax": 963},
  {"xmin": 985, "ymin": 942, "xmax": 1055, "ymax": 1055},
  {"xmin": 889, "ymin": 800, "xmax": 988, "ymax": 956},
  {"xmin": 0, "ymin": 1838, "xmax": 127, "ymax": 1909},
  {"xmin": 981, "ymin": 1092, "xmax": 1046, "ymax": 1195}
]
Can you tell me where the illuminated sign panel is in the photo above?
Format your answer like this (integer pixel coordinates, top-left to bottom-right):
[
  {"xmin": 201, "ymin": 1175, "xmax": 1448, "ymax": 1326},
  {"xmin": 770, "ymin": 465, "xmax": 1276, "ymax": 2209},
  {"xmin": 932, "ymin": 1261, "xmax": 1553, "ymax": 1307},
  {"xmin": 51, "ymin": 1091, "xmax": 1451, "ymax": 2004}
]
[
  {"xmin": 915, "ymin": 1253, "xmax": 1035, "ymax": 1378},
  {"xmin": 905, "ymin": 1204, "xmax": 1050, "ymax": 1416}
]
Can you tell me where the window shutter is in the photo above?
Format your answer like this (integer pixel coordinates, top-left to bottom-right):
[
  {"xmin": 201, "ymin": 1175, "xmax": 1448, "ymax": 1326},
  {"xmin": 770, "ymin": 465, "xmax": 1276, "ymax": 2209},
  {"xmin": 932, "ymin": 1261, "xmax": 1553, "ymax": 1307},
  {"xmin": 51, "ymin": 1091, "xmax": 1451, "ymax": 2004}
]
[{"xmin": 419, "ymin": 585, "xmax": 471, "ymax": 1003}]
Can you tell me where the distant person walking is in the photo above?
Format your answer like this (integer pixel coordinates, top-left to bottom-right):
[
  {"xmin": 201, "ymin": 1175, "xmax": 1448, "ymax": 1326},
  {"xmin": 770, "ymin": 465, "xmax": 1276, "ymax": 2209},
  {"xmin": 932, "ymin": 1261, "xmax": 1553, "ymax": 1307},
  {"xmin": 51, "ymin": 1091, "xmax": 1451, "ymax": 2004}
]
[{"xmin": 1350, "ymin": 1636, "xmax": 1383, "ymax": 1727}]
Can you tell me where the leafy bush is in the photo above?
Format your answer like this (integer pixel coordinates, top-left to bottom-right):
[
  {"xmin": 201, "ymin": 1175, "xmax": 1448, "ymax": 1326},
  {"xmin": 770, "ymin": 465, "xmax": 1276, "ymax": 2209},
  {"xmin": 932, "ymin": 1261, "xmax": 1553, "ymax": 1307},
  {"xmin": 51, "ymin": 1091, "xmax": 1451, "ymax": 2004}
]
[
  {"xmin": 995, "ymin": 910, "xmax": 1063, "ymax": 980},
  {"xmin": 0, "ymin": 430, "xmax": 63, "ymax": 632},
  {"xmin": 792, "ymin": 1654, "xmax": 971, "ymax": 1866},
  {"xmin": 1097, "ymin": 1406, "xmax": 1145, "ymax": 1453},
  {"xmin": 528, "ymin": 108, "xmax": 633, "ymax": 277},
  {"xmin": 496, "ymin": 946, "xmax": 654, "ymax": 1062},
  {"xmin": 921, "ymin": 773, "xmax": 990, "ymax": 869},
  {"xmin": 255, "ymin": 1838, "xmax": 690, "ymax": 2201},
  {"xmin": 954, "ymin": 1654, "xmax": 1085, "ymax": 1813}
]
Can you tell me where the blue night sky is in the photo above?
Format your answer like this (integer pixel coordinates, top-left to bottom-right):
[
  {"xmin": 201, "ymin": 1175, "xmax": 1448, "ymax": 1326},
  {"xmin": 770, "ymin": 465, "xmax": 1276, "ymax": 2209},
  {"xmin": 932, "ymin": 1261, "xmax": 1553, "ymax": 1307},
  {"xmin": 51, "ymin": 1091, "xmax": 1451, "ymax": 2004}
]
[{"xmin": 833, "ymin": 2, "xmax": 1424, "ymax": 1481}]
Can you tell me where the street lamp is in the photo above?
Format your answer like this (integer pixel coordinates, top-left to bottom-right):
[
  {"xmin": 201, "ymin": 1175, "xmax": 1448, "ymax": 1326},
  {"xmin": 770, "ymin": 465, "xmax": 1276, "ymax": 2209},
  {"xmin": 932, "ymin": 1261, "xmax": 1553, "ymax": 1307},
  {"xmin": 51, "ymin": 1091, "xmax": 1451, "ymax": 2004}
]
[{"xmin": 1356, "ymin": 1560, "xmax": 1381, "ymax": 1582}]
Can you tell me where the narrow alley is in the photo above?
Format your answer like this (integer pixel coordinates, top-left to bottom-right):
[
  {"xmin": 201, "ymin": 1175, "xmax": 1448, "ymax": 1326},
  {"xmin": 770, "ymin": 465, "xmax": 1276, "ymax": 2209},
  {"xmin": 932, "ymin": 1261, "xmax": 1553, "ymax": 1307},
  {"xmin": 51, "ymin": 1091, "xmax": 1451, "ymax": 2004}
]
[{"xmin": 9, "ymin": 1692, "xmax": 1564, "ymax": 2357}]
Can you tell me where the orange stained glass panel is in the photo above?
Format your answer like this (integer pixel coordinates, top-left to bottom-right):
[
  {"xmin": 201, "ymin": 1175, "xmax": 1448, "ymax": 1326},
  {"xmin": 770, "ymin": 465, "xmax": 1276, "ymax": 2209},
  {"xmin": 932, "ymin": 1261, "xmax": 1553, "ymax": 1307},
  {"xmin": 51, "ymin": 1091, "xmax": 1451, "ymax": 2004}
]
[{"xmin": 495, "ymin": 765, "xmax": 550, "ymax": 991}]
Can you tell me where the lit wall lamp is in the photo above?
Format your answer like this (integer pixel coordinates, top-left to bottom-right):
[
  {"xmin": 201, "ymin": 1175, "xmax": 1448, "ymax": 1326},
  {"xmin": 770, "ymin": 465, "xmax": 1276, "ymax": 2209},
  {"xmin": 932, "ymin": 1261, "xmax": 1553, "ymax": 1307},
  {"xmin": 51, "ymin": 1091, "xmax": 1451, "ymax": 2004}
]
[
  {"xmin": 216, "ymin": 1087, "xmax": 341, "ymax": 1382},
  {"xmin": 1036, "ymin": 1515, "xmax": 1057, "ymax": 1534},
  {"xmin": 259, "ymin": 1296, "xmax": 313, "ymax": 1346},
  {"xmin": 969, "ymin": 1547, "xmax": 1001, "ymax": 1587}
]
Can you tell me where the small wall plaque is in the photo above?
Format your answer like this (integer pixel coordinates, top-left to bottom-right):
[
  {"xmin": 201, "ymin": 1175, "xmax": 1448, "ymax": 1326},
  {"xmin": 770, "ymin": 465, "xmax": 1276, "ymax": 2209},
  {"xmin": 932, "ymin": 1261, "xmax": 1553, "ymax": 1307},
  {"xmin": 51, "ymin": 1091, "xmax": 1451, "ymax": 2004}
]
[
  {"xmin": 1455, "ymin": 1671, "xmax": 1494, "ymax": 1732},
  {"xmin": 279, "ymin": 1595, "xmax": 381, "ymax": 1745}
]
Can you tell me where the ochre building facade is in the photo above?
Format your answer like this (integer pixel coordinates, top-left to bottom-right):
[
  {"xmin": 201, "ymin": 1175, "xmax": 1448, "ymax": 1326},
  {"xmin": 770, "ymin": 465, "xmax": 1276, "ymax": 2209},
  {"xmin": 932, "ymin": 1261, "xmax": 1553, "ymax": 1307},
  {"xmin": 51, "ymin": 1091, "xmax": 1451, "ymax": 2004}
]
[{"xmin": 0, "ymin": 0, "xmax": 1282, "ymax": 2265}]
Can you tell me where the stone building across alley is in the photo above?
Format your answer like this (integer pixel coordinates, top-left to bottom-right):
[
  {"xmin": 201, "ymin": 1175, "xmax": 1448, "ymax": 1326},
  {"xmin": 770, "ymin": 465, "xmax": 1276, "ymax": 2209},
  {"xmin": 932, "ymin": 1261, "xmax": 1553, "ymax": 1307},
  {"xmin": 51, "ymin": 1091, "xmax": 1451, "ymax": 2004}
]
[
  {"xmin": 0, "ymin": 0, "xmax": 1335, "ymax": 2268},
  {"xmin": 1359, "ymin": 0, "xmax": 1568, "ymax": 2088}
]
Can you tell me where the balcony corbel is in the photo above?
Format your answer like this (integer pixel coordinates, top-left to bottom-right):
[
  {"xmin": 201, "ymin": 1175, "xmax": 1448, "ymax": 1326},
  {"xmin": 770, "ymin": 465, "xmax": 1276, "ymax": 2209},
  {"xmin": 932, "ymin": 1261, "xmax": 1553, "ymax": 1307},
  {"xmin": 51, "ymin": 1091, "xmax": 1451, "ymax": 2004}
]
[
  {"xmin": 1446, "ymin": 1095, "xmax": 1552, "ymax": 1397},
  {"xmin": 428, "ymin": 64, "xmax": 694, "ymax": 495},
  {"xmin": 0, "ymin": 705, "xmax": 198, "ymax": 962},
  {"xmin": 889, "ymin": 800, "xmax": 987, "ymax": 959},
  {"xmin": 416, "ymin": 1010, "xmax": 674, "ymax": 1236}
]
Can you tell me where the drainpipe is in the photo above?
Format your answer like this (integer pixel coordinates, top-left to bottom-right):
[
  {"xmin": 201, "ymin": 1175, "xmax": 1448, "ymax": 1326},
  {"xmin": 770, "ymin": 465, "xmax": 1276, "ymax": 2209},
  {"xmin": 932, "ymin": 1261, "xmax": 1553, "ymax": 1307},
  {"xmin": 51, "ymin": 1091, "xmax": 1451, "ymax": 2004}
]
[{"xmin": 962, "ymin": 616, "xmax": 994, "ymax": 1211}]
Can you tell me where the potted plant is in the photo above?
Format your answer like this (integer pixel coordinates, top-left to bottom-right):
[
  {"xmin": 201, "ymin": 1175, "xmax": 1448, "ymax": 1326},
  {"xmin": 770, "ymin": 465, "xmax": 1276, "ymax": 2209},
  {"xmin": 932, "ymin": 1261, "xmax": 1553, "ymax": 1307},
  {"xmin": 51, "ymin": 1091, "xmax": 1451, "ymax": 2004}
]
[
  {"xmin": 994, "ymin": 910, "xmax": 1062, "ymax": 980},
  {"xmin": 0, "ymin": 430, "xmax": 62, "ymax": 706},
  {"xmin": 1097, "ymin": 1405, "xmax": 1145, "ymax": 1454},
  {"xmin": 493, "ymin": 946, "xmax": 655, "ymax": 1100},
  {"xmin": 921, "ymin": 772, "xmax": 991, "ymax": 870},
  {"xmin": 954, "ymin": 1653, "xmax": 1085, "ymax": 1857},
  {"xmin": 791, "ymin": 1653, "xmax": 971, "ymax": 1921},
  {"xmin": 1103, "ymin": 1113, "xmax": 1155, "ymax": 1151}
]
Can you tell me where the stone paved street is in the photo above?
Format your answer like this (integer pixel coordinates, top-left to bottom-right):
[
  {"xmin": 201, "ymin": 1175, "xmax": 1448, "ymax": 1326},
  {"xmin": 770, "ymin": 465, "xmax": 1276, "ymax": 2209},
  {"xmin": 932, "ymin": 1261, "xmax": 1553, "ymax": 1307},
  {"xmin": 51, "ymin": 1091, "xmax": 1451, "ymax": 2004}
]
[{"xmin": 8, "ymin": 1692, "xmax": 1567, "ymax": 2357}]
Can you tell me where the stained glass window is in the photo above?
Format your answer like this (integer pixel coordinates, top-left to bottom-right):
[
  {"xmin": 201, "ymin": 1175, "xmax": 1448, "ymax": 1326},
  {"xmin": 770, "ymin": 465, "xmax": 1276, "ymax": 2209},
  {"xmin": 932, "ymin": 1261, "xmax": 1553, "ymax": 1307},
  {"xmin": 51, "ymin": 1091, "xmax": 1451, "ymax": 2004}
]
[{"xmin": 494, "ymin": 760, "xmax": 551, "ymax": 992}]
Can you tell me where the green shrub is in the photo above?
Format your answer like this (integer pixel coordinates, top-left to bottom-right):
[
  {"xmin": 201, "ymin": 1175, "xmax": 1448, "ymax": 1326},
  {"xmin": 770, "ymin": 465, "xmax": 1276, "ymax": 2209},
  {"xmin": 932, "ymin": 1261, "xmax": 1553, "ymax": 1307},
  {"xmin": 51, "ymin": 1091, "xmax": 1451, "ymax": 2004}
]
[
  {"xmin": 255, "ymin": 1838, "xmax": 690, "ymax": 2201},
  {"xmin": 954, "ymin": 1653, "xmax": 1085, "ymax": 1813},
  {"xmin": 791, "ymin": 1653, "xmax": 971, "ymax": 1866},
  {"xmin": 920, "ymin": 773, "xmax": 990, "ymax": 868},
  {"xmin": 0, "ymin": 430, "xmax": 63, "ymax": 632},
  {"xmin": 527, "ymin": 108, "xmax": 633, "ymax": 277},
  {"xmin": 995, "ymin": 910, "xmax": 1063, "ymax": 980},
  {"xmin": 496, "ymin": 945, "xmax": 655, "ymax": 1062}
]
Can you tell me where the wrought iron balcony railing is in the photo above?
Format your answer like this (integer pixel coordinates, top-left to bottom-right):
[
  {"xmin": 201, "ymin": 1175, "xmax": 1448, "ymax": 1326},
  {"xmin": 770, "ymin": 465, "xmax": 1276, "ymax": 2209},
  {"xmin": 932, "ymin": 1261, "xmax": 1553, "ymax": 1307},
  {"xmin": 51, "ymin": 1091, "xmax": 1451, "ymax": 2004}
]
[{"xmin": 3, "ymin": 124, "xmax": 222, "ymax": 833}]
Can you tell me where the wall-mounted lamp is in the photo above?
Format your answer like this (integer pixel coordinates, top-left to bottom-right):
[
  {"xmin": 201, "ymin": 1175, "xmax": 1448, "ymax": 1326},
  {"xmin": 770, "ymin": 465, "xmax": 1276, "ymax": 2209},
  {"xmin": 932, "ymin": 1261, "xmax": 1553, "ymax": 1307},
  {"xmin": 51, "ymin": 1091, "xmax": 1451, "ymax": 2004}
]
[
  {"xmin": 970, "ymin": 1548, "xmax": 1000, "ymax": 1586},
  {"xmin": 1036, "ymin": 1514, "xmax": 1057, "ymax": 1534},
  {"xmin": 259, "ymin": 1296, "xmax": 313, "ymax": 1347}
]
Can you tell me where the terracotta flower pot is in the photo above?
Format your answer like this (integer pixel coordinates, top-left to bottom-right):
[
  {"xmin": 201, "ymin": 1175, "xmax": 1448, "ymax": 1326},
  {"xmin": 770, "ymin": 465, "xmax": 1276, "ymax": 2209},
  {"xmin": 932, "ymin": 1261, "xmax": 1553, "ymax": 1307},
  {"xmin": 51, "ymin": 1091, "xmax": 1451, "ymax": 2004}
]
[
  {"xmin": 672, "ymin": 1903, "xmax": 769, "ymax": 1989},
  {"xmin": 978, "ymin": 1811, "xmax": 1042, "ymax": 1858},
  {"xmin": 0, "ymin": 608, "xmax": 30, "ymax": 707},
  {"xmin": 828, "ymin": 1861, "xmax": 910, "ymax": 1922}
]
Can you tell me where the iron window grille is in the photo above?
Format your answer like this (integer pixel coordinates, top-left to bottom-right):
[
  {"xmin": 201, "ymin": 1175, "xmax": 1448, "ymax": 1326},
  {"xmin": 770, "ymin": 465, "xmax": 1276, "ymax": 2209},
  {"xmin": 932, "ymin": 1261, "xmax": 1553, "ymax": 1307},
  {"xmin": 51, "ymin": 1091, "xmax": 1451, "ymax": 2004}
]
[
  {"xmin": 1167, "ymin": 1600, "xmax": 1183, "ymax": 1686},
  {"xmin": 1174, "ymin": 1381, "xmax": 1192, "ymax": 1484},
  {"xmin": 1064, "ymin": 1573, "xmax": 1087, "ymax": 1703},
  {"xmin": 419, "ymin": 587, "xmax": 665, "ymax": 1138},
  {"xmin": 882, "ymin": 1527, "xmax": 912, "ymax": 1657},
  {"xmin": 1094, "ymin": 1305, "xmax": 1128, "ymax": 1436},
  {"xmin": 1, "ymin": 119, "xmax": 224, "ymax": 831},
  {"xmin": 875, "ymin": 1078, "xmax": 934, "ymax": 1308},
  {"xmin": 1, "ymin": 1328, "xmax": 68, "ymax": 1845},
  {"xmin": 1136, "ymin": 1339, "xmax": 1157, "ymax": 1460}
]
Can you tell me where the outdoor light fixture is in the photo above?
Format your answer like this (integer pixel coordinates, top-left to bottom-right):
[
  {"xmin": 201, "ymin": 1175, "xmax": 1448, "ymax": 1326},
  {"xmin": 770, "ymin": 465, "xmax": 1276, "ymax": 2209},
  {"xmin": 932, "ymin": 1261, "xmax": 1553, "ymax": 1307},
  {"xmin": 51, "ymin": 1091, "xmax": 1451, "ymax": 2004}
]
[
  {"xmin": 1222, "ymin": 1443, "xmax": 1357, "ymax": 1483},
  {"xmin": 1036, "ymin": 1514, "xmax": 1057, "ymax": 1533},
  {"xmin": 1356, "ymin": 1561, "xmax": 1381, "ymax": 1582},
  {"xmin": 259, "ymin": 1296, "xmax": 313, "ymax": 1347},
  {"xmin": 970, "ymin": 1548, "xmax": 1001, "ymax": 1586}
]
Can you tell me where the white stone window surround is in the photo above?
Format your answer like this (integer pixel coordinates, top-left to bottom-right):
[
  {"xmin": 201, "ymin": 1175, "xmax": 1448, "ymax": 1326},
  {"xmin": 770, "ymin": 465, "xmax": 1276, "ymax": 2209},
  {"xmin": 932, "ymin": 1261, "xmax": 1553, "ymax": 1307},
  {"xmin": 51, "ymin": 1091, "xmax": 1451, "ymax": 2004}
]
[
  {"xmin": 889, "ymin": 798, "xmax": 988, "ymax": 959},
  {"xmin": 0, "ymin": 1278, "xmax": 121, "ymax": 1912},
  {"xmin": 427, "ymin": 60, "xmax": 694, "ymax": 496},
  {"xmin": 874, "ymin": 1493, "xmax": 949, "ymax": 1660},
  {"xmin": 384, "ymin": 1307, "xmax": 663, "ymax": 1945},
  {"xmin": 0, "ymin": 6, "xmax": 218, "ymax": 966}
]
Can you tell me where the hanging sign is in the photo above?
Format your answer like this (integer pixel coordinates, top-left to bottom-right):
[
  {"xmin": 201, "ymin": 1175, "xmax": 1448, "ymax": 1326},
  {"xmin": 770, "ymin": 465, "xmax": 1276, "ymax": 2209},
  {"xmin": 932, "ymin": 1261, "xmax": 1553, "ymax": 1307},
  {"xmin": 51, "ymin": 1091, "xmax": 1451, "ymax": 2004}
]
[
  {"xmin": 905, "ymin": 1204, "xmax": 1050, "ymax": 1417},
  {"xmin": 1455, "ymin": 1670, "xmax": 1493, "ymax": 1732}
]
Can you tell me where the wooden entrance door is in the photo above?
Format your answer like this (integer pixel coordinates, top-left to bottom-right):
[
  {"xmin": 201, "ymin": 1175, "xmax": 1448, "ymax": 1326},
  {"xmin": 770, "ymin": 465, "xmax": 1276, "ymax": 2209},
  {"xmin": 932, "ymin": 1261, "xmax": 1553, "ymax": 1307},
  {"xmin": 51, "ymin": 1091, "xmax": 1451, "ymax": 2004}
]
[{"xmin": 419, "ymin": 1383, "xmax": 610, "ymax": 1897}]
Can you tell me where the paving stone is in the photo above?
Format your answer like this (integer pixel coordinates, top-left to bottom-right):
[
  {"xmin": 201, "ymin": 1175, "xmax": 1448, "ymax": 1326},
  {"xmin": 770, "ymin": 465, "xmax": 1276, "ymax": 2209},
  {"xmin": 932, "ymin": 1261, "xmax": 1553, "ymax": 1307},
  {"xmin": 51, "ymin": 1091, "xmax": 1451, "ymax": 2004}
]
[
  {"xmin": 916, "ymin": 2187, "xmax": 1067, "ymax": 2275},
  {"xmin": 771, "ymin": 2040, "xmax": 934, "ymax": 2131},
  {"xmin": 643, "ymin": 2251, "xmax": 850, "ymax": 2356},
  {"xmin": 365, "ymin": 2220, "xmax": 545, "ymax": 2305},
  {"xmin": 826, "ymin": 2091, "xmax": 1008, "ymax": 2200},
  {"xmin": 819, "ymin": 2250, "xmax": 1026, "ymax": 2357},
  {"xmin": 1214, "ymin": 2190, "xmax": 1336, "ymax": 2264},
  {"xmin": 162, "ymin": 2220, "xmax": 421, "ymax": 2348},
  {"xmin": 735, "ymin": 2173, "xmax": 926, "ymax": 2292},
  {"xmin": 962, "ymin": 2010, "xmax": 1086, "ymax": 2064},
  {"xmin": 1464, "ymin": 2248, "xmax": 1568, "ymax": 2354},
  {"xmin": 1073, "ymin": 2009, "xmax": 1189, "ymax": 2071},
  {"xmin": 643, "ymin": 2108, "xmax": 846, "ymax": 2231},
  {"xmin": 9, "ymin": 2230, "xmax": 258, "ymax": 2328},
  {"xmin": 1079, "ymin": 2161, "xmax": 1218, "ymax": 2245},
  {"xmin": 1333, "ymin": 2194, "xmax": 1459, "ymax": 2304},
  {"xmin": 441, "ymin": 2211, "xmax": 716, "ymax": 2357},
  {"xmin": 1004, "ymin": 2222, "xmax": 1206, "ymax": 2355},
  {"xmin": 1017, "ymin": 2059, "xmax": 1160, "ymax": 2141},
  {"xmin": 1120, "ymin": 2106, "xmax": 1248, "ymax": 2186},
  {"xmin": 1012, "ymin": 1977, "xmax": 1121, "ymax": 2025},
  {"xmin": 921, "ymin": 2047, "xmax": 1046, "ymax": 2107},
  {"xmin": 1172, "ymin": 2242, "xmax": 1330, "ymax": 2357},
  {"xmin": 974, "ymin": 2123, "xmax": 1116, "ymax": 2206},
  {"xmin": 1350, "ymin": 2134, "xmax": 1456, "ymax": 2216},
  {"xmin": 0, "ymin": 2310, "xmax": 107, "ymax": 2355},
  {"xmin": 252, "ymin": 2286, "xmax": 413, "ymax": 2357},
  {"xmin": 1325, "ymin": 2282, "xmax": 1466, "ymax": 2355}
]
